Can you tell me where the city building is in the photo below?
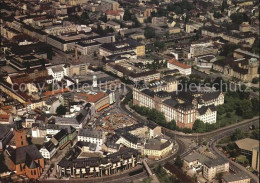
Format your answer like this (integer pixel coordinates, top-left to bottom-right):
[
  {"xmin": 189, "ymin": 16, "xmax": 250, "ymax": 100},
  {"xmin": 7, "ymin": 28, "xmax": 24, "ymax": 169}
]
[
  {"xmin": 78, "ymin": 128, "xmax": 105, "ymax": 146},
  {"xmin": 56, "ymin": 148, "xmax": 140, "ymax": 178},
  {"xmin": 203, "ymin": 158, "xmax": 229, "ymax": 181},
  {"xmin": 235, "ymin": 138, "xmax": 259, "ymax": 156},
  {"xmin": 212, "ymin": 58, "xmax": 259, "ymax": 82},
  {"xmin": 39, "ymin": 140, "xmax": 56, "ymax": 159},
  {"xmin": 143, "ymin": 138, "xmax": 173, "ymax": 159},
  {"xmin": 100, "ymin": 39, "xmax": 145, "ymax": 57},
  {"xmin": 167, "ymin": 59, "xmax": 191, "ymax": 75},
  {"xmin": 195, "ymin": 55, "xmax": 216, "ymax": 68},
  {"xmin": 222, "ymin": 172, "xmax": 251, "ymax": 183}
]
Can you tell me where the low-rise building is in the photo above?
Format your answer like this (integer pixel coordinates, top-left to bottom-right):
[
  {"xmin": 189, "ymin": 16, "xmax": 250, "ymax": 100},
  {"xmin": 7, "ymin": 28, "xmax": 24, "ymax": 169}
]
[
  {"xmin": 222, "ymin": 172, "xmax": 251, "ymax": 183},
  {"xmin": 143, "ymin": 138, "xmax": 173, "ymax": 159},
  {"xmin": 100, "ymin": 39, "xmax": 145, "ymax": 57},
  {"xmin": 78, "ymin": 128, "xmax": 105, "ymax": 146},
  {"xmin": 167, "ymin": 59, "xmax": 191, "ymax": 75},
  {"xmin": 56, "ymin": 148, "xmax": 140, "ymax": 178},
  {"xmin": 39, "ymin": 140, "xmax": 56, "ymax": 159}
]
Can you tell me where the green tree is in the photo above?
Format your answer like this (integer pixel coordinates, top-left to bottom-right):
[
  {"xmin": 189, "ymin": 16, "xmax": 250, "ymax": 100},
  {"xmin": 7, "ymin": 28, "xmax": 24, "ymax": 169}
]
[
  {"xmin": 231, "ymin": 129, "xmax": 244, "ymax": 141},
  {"xmin": 252, "ymin": 77, "xmax": 259, "ymax": 84},
  {"xmin": 144, "ymin": 27, "xmax": 156, "ymax": 39},
  {"xmin": 230, "ymin": 13, "xmax": 250, "ymax": 25},
  {"xmin": 154, "ymin": 40, "xmax": 165, "ymax": 51},
  {"xmin": 167, "ymin": 120, "xmax": 176, "ymax": 130},
  {"xmin": 175, "ymin": 155, "xmax": 183, "ymax": 168},
  {"xmin": 56, "ymin": 105, "xmax": 66, "ymax": 115},
  {"xmin": 192, "ymin": 119, "xmax": 205, "ymax": 133},
  {"xmin": 123, "ymin": 9, "xmax": 132, "ymax": 21},
  {"xmin": 251, "ymin": 97, "xmax": 259, "ymax": 115},
  {"xmin": 236, "ymin": 100, "xmax": 253, "ymax": 118}
]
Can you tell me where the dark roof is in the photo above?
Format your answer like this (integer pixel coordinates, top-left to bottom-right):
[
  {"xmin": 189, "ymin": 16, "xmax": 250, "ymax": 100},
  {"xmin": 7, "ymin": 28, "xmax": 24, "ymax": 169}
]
[
  {"xmin": 53, "ymin": 129, "xmax": 68, "ymax": 142},
  {"xmin": 44, "ymin": 140, "xmax": 56, "ymax": 152},
  {"xmin": 100, "ymin": 39, "xmax": 143, "ymax": 52},
  {"xmin": 57, "ymin": 148, "xmax": 139, "ymax": 168},
  {"xmin": 176, "ymin": 103, "xmax": 194, "ymax": 110},
  {"xmin": 199, "ymin": 91, "xmax": 221, "ymax": 102},
  {"xmin": 145, "ymin": 139, "xmax": 172, "ymax": 150},
  {"xmin": 25, "ymin": 153, "xmax": 40, "ymax": 169},
  {"xmin": 213, "ymin": 58, "xmax": 249, "ymax": 75},
  {"xmin": 155, "ymin": 91, "xmax": 169, "ymax": 98},
  {"xmin": 197, "ymin": 105, "xmax": 216, "ymax": 115},
  {"xmin": 146, "ymin": 122, "xmax": 158, "ymax": 130},
  {"xmin": 163, "ymin": 99, "xmax": 178, "ymax": 108},
  {"xmin": 204, "ymin": 158, "xmax": 228, "ymax": 168},
  {"xmin": 222, "ymin": 172, "xmax": 250, "ymax": 182},
  {"xmin": 10, "ymin": 144, "xmax": 43, "ymax": 165},
  {"xmin": 141, "ymin": 89, "xmax": 155, "ymax": 98},
  {"xmin": 120, "ymin": 133, "xmax": 139, "ymax": 144},
  {"xmin": 0, "ymin": 125, "xmax": 13, "ymax": 140},
  {"xmin": 173, "ymin": 91, "xmax": 194, "ymax": 103}
]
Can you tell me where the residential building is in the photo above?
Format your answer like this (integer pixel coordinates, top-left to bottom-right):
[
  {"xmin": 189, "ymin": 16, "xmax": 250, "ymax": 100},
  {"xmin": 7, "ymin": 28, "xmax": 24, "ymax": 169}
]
[
  {"xmin": 203, "ymin": 158, "xmax": 229, "ymax": 181},
  {"xmin": 56, "ymin": 148, "xmax": 140, "ymax": 178},
  {"xmin": 186, "ymin": 22, "xmax": 204, "ymax": 33},
  {"xmin": 100, "ymin": 0, "xmax": 120, "ymax": 12},
  {"xmin": 197, "ymin": 105, "xmax": 217, "ymax": 124},
  {"xmin": 78, "ymin": 128, "xmax": 105, "ymax": 146},
  {"xmin": 222, "ymin": 172, "xmax": 251, "ymax": 183},
  {"xmin": 39, "ymin": 140, "xmax": 56, "ymax": 159},
  {"xmin": 143, "ymin": 138, "xmax": 173, "ymax": 159}
]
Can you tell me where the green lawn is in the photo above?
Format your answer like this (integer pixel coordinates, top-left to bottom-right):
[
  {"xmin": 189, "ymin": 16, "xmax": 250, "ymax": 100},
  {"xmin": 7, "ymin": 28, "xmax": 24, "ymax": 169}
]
[{"xmin": 236, "ymin": 155, "xmax": 248, "ymax": 164}]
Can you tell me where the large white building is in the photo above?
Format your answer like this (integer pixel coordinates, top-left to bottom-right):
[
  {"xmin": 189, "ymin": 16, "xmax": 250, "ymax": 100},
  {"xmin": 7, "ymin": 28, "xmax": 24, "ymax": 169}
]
[
  {"xmin": 167, "ymin": 59, "xmax": 191, "ymax": 75},
  {"xmin": 197, "ymin": 105, "xmax": 217, "ymax": 124},
  {"xmin": 78, "ymin": 128, "xmax": 105, "ymax": 146},
  {"xmin": 47, "ymin": 65, "xmax": 67, "ymax": 82}
]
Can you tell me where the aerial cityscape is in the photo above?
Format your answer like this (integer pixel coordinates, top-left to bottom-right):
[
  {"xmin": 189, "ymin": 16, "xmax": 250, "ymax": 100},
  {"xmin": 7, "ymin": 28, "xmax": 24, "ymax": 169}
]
[{"xmin": 0, "ymin": 0, "xmax": 259, "ymax": 182}]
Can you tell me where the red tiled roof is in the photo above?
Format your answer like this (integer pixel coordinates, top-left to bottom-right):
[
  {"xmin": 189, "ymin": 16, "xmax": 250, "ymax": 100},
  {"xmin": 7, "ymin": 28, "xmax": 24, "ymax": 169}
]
[
  {"xmin": 78, "ymin": 92, "xmax": 108, "ymax": 103},
  {"xmin": 44, "ymin": 88, "xmax": 70, "ymax": 97},
  {"xmin": 0, "ymin": 114, "xmax": 10, "ymax": 121},
  {"xmin": 168, "ymin": 58, "xmax": 191, "ymax": 69}
]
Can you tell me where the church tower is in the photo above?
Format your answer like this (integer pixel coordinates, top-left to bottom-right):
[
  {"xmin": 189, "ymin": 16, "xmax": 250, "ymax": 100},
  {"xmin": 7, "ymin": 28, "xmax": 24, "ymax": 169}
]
[{"xmin": 14, "ymin": 119, "xmax": 28, "ymax": 148}]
